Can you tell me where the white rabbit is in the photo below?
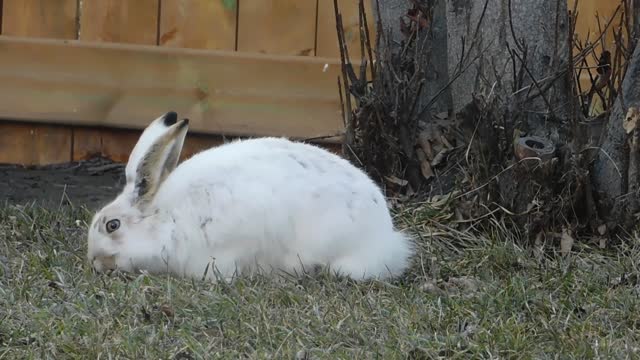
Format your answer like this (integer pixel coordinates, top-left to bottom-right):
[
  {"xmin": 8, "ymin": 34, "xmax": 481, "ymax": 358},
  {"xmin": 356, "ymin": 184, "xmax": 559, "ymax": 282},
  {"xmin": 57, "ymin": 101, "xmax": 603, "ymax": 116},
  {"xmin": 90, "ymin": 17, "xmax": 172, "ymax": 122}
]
[{"xmin": 87, "ymin": 111, "xmax": 414, "ymax": 282}]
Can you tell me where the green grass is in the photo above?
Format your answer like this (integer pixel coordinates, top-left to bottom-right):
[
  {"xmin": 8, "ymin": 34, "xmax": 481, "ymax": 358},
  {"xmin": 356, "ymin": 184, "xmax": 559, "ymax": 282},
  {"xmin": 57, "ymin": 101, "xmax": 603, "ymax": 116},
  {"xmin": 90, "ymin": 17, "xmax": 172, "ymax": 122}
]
[{"xmin": 1, "ymin": 201, "xmax": 639, "ymax": 359}]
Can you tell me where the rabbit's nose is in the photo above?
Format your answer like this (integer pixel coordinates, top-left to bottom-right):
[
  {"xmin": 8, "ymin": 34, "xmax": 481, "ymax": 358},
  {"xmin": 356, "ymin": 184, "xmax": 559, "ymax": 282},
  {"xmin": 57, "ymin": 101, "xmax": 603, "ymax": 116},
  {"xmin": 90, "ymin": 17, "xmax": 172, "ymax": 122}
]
[{"xmin": 93, "ymin": 255, "xmax": 117, "ymax": 272}]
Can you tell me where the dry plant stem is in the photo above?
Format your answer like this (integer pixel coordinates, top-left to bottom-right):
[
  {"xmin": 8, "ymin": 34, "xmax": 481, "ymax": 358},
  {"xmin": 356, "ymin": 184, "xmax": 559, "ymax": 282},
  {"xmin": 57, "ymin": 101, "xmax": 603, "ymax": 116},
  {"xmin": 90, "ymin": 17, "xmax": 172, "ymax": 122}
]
[
  {"xmin": 511, "ymin": 49, "xmax": 557, "ymax": 119},
  {"xmin": 628, "ymin": 127, "xmax": 640, "ymax": 212},
  {"xmin": 333, "ymin": 0, "xmax": 355, "ymax": 158}
]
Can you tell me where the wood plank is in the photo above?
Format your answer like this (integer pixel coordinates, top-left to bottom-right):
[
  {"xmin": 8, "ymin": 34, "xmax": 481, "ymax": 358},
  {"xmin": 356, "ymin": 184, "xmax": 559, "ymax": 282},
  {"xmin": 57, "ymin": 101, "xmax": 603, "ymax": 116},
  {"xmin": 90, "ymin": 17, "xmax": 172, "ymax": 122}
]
[
  {"xmin": 316, "ymin": 0, "xmax": 375, "ymax": 59},
  {"xmin": 79, "ymin": 0, "xmax": 159, "ymax": 45},
  {"xmin": 571, "ymin": 0, "xmax": 621, "ymax": 90},
  {"xmin": 72, "ymin": 128, "xmax": 104, "ymax": 161},
  {"xmin": 0, "ymin": 122, "xmax": 71, "ymax": 165},
  {"xmin": 159, "ymin": 0, "xmax": 237, "ymax": 50},
  {"xmin": 237, "ymin": 1, "xmax": 317, "ymax": 56},
  {"xmin": 181, "ymin": 133, "xmax": 225, "ymax": 161},
  {"xmin": 97, "ymin": 129, "xmax": 141, "ymax": 163},
  {"xmin": 0, "ymin": 36, "xmax": 345, "ymax": 142},
  {"xmin": 2, "ymin": 0, "xmax": 78, "ymax": 39},
  {"xmin": 73, "ymin": 127, "xmax": 140, "ymax": 163},
  {"xmin": 74, "ymin": 127, "xmax": 336, "ymax": 165}
]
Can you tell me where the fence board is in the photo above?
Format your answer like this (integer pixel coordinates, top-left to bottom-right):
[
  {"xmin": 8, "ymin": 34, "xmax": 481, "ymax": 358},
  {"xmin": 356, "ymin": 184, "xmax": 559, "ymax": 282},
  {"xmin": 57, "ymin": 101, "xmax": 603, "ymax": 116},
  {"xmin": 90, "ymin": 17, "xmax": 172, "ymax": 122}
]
[
  {"xmin": 1, "ymin": 1, "xmax": 77, "ymax": 166},
  {"xmin": 2, "ymin": 0, "xmax": 78, "ymax": 39},
  {"xmin": 0, "ymin": 36, "xmax": 345, "ymax": 142},
  {"xmin": 160, "ymin": 0, "xmax": 237, "ymax": 50},
  {"xmin": 0, "ymin": 122, "xmax": 71, "ymax": 165},
  {"xmin": 79, "ymin": 0, "xmax": 159, "ymax": 45},
  {"xmin": 237, "ymin": 1, "xmax": 317, "ymax": 56},
  {"xmin": 73, "ymin": 127, "xmax": 141, "ymax": 163},
  {"xmin": 316, "ymin": 0, "xmax": 374, "ymax": 59}
]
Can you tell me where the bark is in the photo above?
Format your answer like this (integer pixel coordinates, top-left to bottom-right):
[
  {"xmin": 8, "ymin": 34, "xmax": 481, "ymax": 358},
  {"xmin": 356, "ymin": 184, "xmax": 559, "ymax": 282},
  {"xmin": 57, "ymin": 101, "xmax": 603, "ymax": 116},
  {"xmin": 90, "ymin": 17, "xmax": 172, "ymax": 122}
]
[
  {"xmin": 446, "ymin": 0, "xmax": 571, "ymax": 139},
  {"xmin": 592, "ymin": 43, "xmax": 640, "ymax": 221},
  {"xmin": 373, "ymin": 0, "xmax": 452, "ymax": 115},
  {"xmin": 444, "ymin": 0, "xmax": 574, "ymax": 237}
]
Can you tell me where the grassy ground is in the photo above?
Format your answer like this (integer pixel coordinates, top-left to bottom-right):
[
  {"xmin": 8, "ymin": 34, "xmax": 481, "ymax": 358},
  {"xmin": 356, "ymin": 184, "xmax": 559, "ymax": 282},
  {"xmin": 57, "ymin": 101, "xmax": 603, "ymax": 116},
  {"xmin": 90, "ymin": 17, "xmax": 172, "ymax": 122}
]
[{"xmin": 1, "ymin": 200, "xmax": 639, "ymax": 359}]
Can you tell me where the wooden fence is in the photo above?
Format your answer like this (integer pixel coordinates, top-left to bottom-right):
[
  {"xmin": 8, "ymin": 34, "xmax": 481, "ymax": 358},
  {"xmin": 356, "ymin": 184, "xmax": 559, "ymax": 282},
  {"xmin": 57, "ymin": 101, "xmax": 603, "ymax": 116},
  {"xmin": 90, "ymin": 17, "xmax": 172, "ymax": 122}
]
[
  {"xmin": 0, "ymin": 0, "xmax": 624, "ymax": 165},
  {"xmin": 0, "ymin": 0, "xmax": 372, "ymax": 164}
]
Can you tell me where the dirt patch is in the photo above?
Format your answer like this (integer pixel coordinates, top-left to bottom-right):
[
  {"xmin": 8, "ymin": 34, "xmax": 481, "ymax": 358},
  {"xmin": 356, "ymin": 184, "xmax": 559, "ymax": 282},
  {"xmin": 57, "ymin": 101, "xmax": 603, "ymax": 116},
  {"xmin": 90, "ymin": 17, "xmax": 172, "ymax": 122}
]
[{"xmin": 0, "ymin": 157, "xmax": 125, "ymax": 210}]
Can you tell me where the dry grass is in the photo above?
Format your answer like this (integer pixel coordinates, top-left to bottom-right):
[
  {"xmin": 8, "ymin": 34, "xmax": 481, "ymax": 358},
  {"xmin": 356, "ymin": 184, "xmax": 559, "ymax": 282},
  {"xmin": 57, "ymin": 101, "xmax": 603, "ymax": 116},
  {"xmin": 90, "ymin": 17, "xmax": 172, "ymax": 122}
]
[{"xmin": 1, "ymin": 200, "xmax": 639, "ymax": 359}]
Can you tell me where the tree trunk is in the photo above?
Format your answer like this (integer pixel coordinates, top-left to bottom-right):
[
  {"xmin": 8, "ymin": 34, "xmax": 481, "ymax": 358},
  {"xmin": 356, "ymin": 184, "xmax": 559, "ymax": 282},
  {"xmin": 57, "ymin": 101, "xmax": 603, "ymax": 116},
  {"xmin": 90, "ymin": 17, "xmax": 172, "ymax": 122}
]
[
  {"xmin": 373, "ymin": 0, "xmax": 452, "ymax": 115},
  {"xmin": 592, "ymin": 42, "xmax": 640, "ymax": 223},
  {"xmin": 444, "ymin": 0, "xmax": 574, "ymax": 237},
  {"xmin": 446, "ymin": 0, "xmax": 571, "ymax": 131}
]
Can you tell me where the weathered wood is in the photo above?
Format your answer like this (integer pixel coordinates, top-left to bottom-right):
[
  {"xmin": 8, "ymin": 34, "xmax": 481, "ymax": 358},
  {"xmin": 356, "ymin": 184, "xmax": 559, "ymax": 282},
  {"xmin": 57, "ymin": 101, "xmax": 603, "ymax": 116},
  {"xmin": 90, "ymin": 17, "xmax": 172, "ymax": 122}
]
[
  {"xmin": 316, "ymin": 0, "xmax": 375, "ymax": 59},
  {"xmin": 0, "ymin": 122, "xmax": 71, "ymax": 165},
  {"xmin": 79, "ymin": 0, "xmax": 159, "ymax": 44},
  {"xmin": 593, "ymin": 43, "xmax": 640, "ymax": 219},
  {"xmin": 571, "ymin": 0, "xmax": 622, "ymax": 89},
  {"xmin": 74, "ymin": 127, "xmax": 340, "ymax": 165},
  {"xmin": 237, "ymin": 1, "xmax": 317, "ymax": 56},
  {"xmin": 72, "ymin": 128, "xmax": 103, "ymax": 161},
  {"xmin": 2, "ymin": 0, "xmax": 78, "ymax": 39},
  {"xmin": 0, "ymin": 0, "xmax": 77, "ymax": 166},
  {"xmin": 0, "ymin": 36, "xmax": 344, "ymax": 142},
  {"xmin": 159, "ymin": 0, "xmax": 237, "ymax": 50},
  {"xmin": 74, "ymin": 127, "xmax": 141, "ymax": 163}
]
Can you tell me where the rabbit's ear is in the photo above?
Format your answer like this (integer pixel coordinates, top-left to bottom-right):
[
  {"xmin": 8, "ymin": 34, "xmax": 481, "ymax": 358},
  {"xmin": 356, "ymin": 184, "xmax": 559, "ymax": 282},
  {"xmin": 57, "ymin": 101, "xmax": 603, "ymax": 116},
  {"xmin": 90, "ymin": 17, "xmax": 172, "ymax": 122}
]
[
  {"xmin": 131, "ymin": 117, "xmax": 189, "ymax": 209},
  {"xmin": 125, "ymin": 111, "xmax": 185, "ymax": 184}
]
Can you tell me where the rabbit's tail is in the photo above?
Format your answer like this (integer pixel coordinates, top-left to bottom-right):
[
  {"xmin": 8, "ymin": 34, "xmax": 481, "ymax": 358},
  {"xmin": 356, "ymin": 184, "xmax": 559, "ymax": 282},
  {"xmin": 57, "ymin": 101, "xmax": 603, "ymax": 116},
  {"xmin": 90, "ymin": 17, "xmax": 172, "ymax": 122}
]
[
  {"xmin": 331, "ymin": 229, "xmax": 415, "ymax": 280},
  {"xmin": 383, "ymin": 230, "xmax": 415, "ymax": 277}
]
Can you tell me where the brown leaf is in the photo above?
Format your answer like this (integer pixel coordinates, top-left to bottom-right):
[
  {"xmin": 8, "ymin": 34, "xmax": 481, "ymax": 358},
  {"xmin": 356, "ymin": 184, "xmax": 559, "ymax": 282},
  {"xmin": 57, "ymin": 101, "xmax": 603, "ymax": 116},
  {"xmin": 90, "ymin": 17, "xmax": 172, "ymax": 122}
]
[
  {"xmin": 623, "ymin": 107, "xmax": 640, "ymax": 134},
  {"xmin": 431, "ymin": 149, "xmax": 448, "ymax": 167},
  {"xmin": 385, "ymin": 175, "xmax": 408, "ymax": 187},
  {"xmin": 560, "ymin": 228, "xmax": 574, "ymax": 256},
  {"xmin": 597, "ymin": 224, "xmax": 607, "ymax": 235},
  {"xmin": 159, "ymin": 303, "xmax": 175, "ymax": 319},
  {"xmin": 598, "ymin": 237, "xmax": 607, "ymax": 249},
  {"xmin": 419, "ymin": 280, "xmax": 445, "ymax": 296},
  {"xmin": 440, "ymin": 135, "xmax": 453, "ymax": 150},
  {"xmin": 418, "ymin": 131, "xmax": 434, "ymax": 160},
  {"xmin": 416, "ymin": 148, "xmax": 434, "ymax": 180}
]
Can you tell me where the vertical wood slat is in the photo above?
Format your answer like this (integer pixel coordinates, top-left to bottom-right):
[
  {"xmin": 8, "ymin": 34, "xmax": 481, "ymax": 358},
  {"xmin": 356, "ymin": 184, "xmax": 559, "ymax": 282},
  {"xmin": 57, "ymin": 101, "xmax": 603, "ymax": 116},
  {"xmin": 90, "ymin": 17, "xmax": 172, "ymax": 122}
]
[
  {"xmin": 159, "ymin": 0, "xmax": 237, "ymax": 50},
  {"xmin": 0, "ymin": 123, "xmax": 72, "ymax": 165},
  {"xmin": 72, "ymin": 127, "xmax": 226, "ymax": 163},
  {"xmin": 2, "ymin": 0, "xmax": 78, "ymax": 39},
  {"xmin": 316, "ymin": 0, "xmax": 375, "ymax": 59},
  {"xmin": 79, "ymin": 0, "xmax": 160, "ymax": 45},
  {"xmin": 76, "ymin": 0, "xmax": 160, "ymax": 163},
  {"xmin": 73, "ymin": 128, "xmax": 141, "ymax": 163},
  {"xmin": 0, "ymin": 0, "xmax": 77, "ymax": 165},
  {"xmin": 237, "ymin": 1, "xmax": 317, "ymax": 56}
]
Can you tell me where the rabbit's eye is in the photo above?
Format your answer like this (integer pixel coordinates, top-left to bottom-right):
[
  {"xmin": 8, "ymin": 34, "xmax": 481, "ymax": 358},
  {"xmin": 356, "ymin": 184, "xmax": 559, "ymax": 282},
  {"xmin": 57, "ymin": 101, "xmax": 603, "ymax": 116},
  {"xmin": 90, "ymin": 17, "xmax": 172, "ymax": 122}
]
[{"xmin": 106, "ymin": 219, "xmax": 121, "ymax": 233}]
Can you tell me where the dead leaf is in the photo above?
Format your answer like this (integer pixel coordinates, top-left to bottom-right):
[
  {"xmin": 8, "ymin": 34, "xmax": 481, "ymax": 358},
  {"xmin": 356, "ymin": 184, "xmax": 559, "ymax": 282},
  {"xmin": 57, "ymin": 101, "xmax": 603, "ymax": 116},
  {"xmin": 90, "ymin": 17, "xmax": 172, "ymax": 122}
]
[
  {"xmin": 385, "ymin": 175, "xmax": 408, "ymax": 187},
  {"xmin": 431, "ymin": 149, "xmax": 448, "ymax": 167},
  {"xmin": 597, "ymin": 224, "xmax": 607, "ymax": 235},
  {"xmin": 560, "ymin": 228, "xmax": 574, "ymax": 256},
  {"xmin": 418, "ymin": 131, "xmax": 434, "ymax": 160},
  {"xmin": 440, "ymin": 135, "xmax": 453, "ymax": 149},
  {"xmin": 434, "ymin": 111, "xmax": 448, "ymax": 120},
  {"xmin": 598, "ymin": 237, "xmax": 607, "ymax": 249},
  {"xmin": 295, "ymin": 349, "xmax": 310, "ymax": 360},
  {"xmin": 443, "ymin": 276, "xmax": 482, "ymax": 294},
  {"xmin": 416, "ymin": 148, "xmax": 434, "ymax": 180},
  {"xmin": 419, "ymin": 280, "xmax": 445, "ymax": 296},
  {"xmin": 159, "ymin": 303, "xmax": 175, "ymax": 319},
  {"xmin": 623, "ymin": 107, "xmax": 640, "ymax": 134},
  {"xmin": 534, "ymin": 231, "xmax": 544, "ymax": 247}
]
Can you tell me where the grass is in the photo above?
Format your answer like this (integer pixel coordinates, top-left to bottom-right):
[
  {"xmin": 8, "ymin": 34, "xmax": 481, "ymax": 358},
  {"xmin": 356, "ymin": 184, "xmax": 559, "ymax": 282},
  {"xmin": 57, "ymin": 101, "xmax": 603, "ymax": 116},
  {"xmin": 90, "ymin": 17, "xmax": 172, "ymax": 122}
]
[{"xmin": 1, "ymin": 199, "xmax": 640, "ymax": 359}]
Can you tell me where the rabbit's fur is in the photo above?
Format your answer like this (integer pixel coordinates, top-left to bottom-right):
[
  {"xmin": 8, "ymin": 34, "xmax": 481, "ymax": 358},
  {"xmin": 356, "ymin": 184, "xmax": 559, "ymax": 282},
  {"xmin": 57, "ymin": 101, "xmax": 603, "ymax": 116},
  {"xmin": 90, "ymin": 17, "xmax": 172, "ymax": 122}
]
[{"xmin": 87, "ymin": 112, "xmax": 414, "ymax": 282}]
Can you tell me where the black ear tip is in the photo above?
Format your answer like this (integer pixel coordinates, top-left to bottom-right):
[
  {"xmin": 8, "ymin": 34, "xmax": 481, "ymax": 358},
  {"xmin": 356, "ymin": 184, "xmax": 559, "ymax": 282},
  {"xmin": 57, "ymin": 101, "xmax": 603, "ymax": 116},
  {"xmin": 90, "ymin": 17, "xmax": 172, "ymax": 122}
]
[
  {"xmin": 179, "ymin": 118, "xmax": 189, "ymax": 128},
  {"xmin": 163, "ymin": 111, "xmax": 178, "ymax": 126}
]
